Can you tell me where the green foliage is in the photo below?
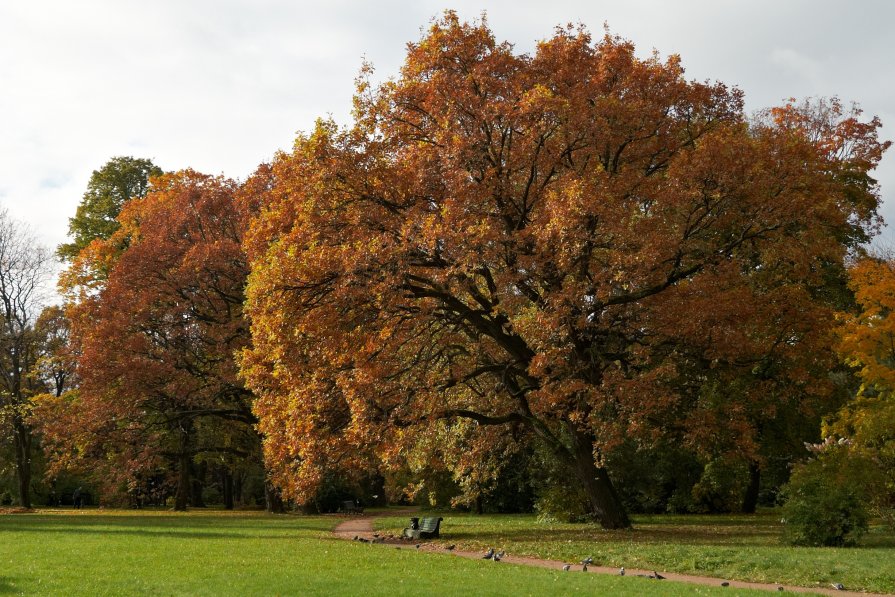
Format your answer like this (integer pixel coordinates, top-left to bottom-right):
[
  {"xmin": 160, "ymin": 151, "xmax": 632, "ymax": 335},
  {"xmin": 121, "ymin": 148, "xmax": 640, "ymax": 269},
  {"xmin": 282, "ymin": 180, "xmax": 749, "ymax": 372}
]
[
  {"xmin": 780, "ymin": 449, "xmax": 871, "ymax": 546},
  {"xmin": 57, "ymin": 156, "xmax": 162, "ymax": 260},
  {"xmin": 690, "ymin": 458, "xmax": 751, "ymax": 514},
  {"xmin": 533, "ymin": 484, "xmax": 595, "ymax": 523},
  {"xmin": 308, "ymin": 472, "xmax": 360, "ymax": 513},
  {"xmin": 826, "ymin": 394, "xmax": 895, "ymax": 529},
  {"xmin": 606, "ymin": 441, "xmax": 703, "ymax": 514},
  {"xmin": 478, "ymin": 446, "xmax": 537, "ymax": 514}
]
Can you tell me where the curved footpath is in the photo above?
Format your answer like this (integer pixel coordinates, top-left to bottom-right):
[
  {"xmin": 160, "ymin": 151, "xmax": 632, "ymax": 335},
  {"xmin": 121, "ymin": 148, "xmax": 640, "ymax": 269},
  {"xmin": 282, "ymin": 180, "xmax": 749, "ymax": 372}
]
[{"xmin": 333, "ymin": 512, "xmax": 893, "ymax": 597}]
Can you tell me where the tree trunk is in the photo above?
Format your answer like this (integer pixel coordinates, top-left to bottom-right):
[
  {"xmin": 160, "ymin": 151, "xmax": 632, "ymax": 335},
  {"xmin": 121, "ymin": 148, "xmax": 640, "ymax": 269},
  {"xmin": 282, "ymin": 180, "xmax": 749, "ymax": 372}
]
[
  {"xmin": 222, "ymin": 468, "xmax": 234, "ymax": 510},
  {"xmin": 173, "ymin": 425, "xmax": 192, "ymax": 511},
  {"xmin": 741, "ymin": 460, "xmax": 761, "ymax": 514},
  {"xmin": 569, "ymin": 430, "xmax": 630, "ymax": 529},
  {"xmin": 234, "ymin": 472, "xmax": 243, "ymax": 506},
  {"xmin": 190, "ymin": 461, "xmax": 206, "ymax": 508},
  {"xmin": 12, "ymin": 416, "xmax": 32, "ymax": 509},
  {"xmin": 264, "ymin": 480, "xmax": 285, "ymax": 513}
]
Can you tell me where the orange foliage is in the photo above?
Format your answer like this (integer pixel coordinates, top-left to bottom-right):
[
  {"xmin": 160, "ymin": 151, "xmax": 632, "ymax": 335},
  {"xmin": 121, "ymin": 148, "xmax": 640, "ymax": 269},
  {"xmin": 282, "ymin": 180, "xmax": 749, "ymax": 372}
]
[
  {"xmin": 238, "ymin": 14, "xmax": 887, "ymax": 527},
  {"xmin": 40, "ymin": 170, "xmax": 260, "ymax": 504},
  {"xmin": 838, "ymin": 258, "xmax": 895, "ymax": 392}
]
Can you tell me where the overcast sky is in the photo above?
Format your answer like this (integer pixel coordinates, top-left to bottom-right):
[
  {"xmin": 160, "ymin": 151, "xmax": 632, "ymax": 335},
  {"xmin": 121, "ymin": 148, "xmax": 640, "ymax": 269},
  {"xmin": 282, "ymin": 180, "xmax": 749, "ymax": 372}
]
[{"xmin": 1, "ymin": 0, "xmax": 893, "ymax": 255}]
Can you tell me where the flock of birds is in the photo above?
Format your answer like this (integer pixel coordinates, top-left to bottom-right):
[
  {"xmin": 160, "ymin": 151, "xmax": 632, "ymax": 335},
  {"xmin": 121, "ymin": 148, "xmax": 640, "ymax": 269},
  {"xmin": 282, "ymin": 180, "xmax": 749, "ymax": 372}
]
[
  {"xmin": 479, "ymin": 549, "xmax": 849, "ymax": 591},
  {"xmin": 351, "ymin": 535, "xmax": 849, "ymax": 591}
]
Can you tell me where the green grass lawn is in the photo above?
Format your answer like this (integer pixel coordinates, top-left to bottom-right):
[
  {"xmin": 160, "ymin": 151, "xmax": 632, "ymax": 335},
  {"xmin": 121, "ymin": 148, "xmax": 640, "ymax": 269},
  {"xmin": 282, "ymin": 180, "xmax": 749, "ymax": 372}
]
[
  {"xmin": 377, "ymin": 511, "xmax": 895, "ymax": 594},
  {"xmin": 0, "ymin": 508, "xmax": 780, "ymax": 596}
]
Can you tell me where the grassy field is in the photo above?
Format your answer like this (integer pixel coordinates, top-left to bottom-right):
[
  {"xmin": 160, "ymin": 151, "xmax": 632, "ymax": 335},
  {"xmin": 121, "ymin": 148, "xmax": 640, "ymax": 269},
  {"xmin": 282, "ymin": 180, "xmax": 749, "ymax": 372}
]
[
  {"xmin": 377, "ymin": 511, "xmax": 895, "ymax": 594},
  {"xmin": 0, "ymin": 508, "xmax": 782, "ymax": 596}
]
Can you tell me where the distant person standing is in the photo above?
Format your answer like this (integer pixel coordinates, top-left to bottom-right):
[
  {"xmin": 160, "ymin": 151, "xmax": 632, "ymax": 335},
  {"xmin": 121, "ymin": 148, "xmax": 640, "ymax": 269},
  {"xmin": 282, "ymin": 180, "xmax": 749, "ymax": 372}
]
[{"xmin": 73, "ymin": 487, "xmax": 82, "ymax": 509}]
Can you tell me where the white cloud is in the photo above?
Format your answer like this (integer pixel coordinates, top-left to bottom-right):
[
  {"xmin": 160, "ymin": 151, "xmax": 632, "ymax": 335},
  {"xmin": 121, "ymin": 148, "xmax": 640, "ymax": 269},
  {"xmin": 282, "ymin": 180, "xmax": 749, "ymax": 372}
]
[
  {"xmin": 769, "ymin": 48, "xmax": 824, "ymax": 89},
  {"xmin": 1, "ymin": 0, "xmax": 893, "ymax": 257}
]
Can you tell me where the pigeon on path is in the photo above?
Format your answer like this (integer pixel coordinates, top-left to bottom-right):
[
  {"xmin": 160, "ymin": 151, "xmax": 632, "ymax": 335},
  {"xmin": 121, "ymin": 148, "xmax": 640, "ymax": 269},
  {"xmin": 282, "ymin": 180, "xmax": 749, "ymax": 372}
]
[
  {"xmin": 445, "ymin": 544, "xmax": 455, "ymax": 551},
  {"xmin": 832, "ymin": 583, "xmax": 846, "ymax": 591},
  {"xmin": 483, "ymin": 548, "xmax": 495, "ymax": 560},
  {"xmin": 618, "ymin": 567, "xmax": 625, "ymax": 576},
  {"xmin": 562, "ymin": 564, "xmax": 571, "ymax": 572}
]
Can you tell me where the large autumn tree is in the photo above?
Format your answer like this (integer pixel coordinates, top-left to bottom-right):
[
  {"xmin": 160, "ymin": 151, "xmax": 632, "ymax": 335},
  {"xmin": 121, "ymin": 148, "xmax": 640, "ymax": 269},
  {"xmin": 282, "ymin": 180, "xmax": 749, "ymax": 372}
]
[
  {"xmin": 41, "ymin": 170, "xmax": 263, "ymax": 509},
  {"xmin": 240, "ymin": 14, "xmax": 888, "ymax": 528}
]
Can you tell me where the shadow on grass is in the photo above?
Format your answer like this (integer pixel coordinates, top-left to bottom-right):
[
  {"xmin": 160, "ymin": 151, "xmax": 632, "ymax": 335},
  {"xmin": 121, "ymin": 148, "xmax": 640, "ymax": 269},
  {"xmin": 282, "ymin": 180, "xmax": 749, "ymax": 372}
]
[
  {"xmin": 0, "ymin": 577, "xmax": 16, "ymax": 594},
  {"xmin": 401, "ymin": 513, "xmax": 895, "ymax": 549},
  {"xmin": 0, "ymin": 512, "xmax": 334, "ymax": 542},
  {"xmin": 0, "ymin": 524, "xmax": 304, "ymax": 541}
]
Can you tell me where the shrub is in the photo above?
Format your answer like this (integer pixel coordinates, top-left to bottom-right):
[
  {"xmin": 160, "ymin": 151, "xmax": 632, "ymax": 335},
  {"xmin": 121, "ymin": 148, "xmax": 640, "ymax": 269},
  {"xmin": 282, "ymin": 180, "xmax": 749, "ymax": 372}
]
[
  {"xmin": 780, "ymin": 450, "xmax": 871, "ymax": 546},
  {"xmin": 690, "ymin": 457, "xmax": 751, "ymax": 514},
  {"xmin": 534, "ymin": 485, "xmax": 596, "ymax": 524}
]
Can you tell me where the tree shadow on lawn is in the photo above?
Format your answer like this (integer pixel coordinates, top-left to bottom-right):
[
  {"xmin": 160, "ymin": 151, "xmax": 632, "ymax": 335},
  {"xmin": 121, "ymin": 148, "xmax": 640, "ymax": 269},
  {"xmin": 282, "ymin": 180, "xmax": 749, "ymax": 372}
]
[
  {"xmin": 0, "ymin": 514, "xmax": 331, "ymax": 541},
  {"xmin": 442, "ymin": 526, "xmax": 778, "ymax": 547},
  {"xmin": 437, "ymin": 518, "xmax": 895, "ymax": 549},
  {"xmin": 0, "ymin": 577, "xmax": 16, "ymax": 594}
]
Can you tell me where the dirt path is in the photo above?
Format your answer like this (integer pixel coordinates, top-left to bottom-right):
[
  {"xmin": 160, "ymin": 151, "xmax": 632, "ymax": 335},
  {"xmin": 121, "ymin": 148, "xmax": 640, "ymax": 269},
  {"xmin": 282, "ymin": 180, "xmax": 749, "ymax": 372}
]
[{"xmin": 332, "ymin": 512, "xmax": 893, "ymax": 597}]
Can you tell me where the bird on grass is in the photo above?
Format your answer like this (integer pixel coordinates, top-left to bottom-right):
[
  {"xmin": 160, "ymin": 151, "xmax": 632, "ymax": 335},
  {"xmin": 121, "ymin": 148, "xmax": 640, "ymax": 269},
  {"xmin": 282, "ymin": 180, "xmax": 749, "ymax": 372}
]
[
  {"xmin": 493, "ymin": 553, "xmax": 502, "ymax": 562},
  {"xmin": 562, "ymin": 564, "xmax": 571, "ymax": 572},
  {"xmin": 483, "ymin": 548, "xmax": 495, "ymax": 559}
]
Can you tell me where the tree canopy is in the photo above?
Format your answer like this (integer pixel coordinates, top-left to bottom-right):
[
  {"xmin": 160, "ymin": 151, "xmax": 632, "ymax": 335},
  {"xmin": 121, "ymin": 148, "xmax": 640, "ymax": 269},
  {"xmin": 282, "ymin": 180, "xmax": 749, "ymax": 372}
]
[
  {"xmin": 238, "ymin": 15, "xmax": 888, "ymax": 528},
  {"xmin": 57, "ymin": 156, "xmax": 162, "ymax": 262},
  {"xmin": 40, "ymin": 170, "xmax": 262, "ymax": 509}
]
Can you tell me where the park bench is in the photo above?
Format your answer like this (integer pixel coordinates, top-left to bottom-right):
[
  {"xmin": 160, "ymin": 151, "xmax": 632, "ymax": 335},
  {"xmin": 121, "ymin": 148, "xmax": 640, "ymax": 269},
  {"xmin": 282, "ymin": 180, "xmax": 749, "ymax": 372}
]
[
  {"xmin": 340, "ymin": 500, "xmax": 364, "ymax": 514},
  {"xmin": 402, "ymin": 516, "xmax": 443, "ymax": 540}
]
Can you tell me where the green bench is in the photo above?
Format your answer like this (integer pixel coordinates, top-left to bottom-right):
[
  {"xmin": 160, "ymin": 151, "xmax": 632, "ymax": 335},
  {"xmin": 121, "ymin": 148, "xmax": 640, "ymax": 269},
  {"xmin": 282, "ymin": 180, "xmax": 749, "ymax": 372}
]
[
  {"xmin": 340, "ymin": 500, "xmax": 363, "ymax": 514},
  {"xmin": 402, "ymin": 516, "xmax": 443, "ymax": 540}
]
